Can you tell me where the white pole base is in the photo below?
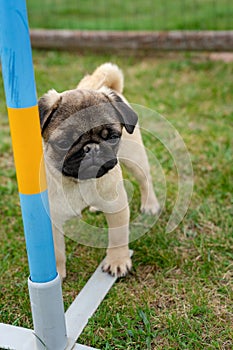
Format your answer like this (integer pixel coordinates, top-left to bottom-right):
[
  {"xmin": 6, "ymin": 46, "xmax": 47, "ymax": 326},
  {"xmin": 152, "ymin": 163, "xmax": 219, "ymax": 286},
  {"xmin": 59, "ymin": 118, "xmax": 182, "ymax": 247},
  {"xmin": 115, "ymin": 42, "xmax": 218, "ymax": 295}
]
[
  {"xmin": 0, "ymin": 251, "xmax": 133, "ymax": 350},
  {"xmin": 28, "ymin": 274, "xmax": 67, "ymax": 350}
]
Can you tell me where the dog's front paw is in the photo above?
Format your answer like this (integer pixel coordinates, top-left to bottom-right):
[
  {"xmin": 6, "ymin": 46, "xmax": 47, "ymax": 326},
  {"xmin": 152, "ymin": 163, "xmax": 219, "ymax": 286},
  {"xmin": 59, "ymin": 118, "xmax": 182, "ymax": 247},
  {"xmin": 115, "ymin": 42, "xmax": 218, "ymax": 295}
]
[
  {"xmin": 141, "ymin": 194, "xmax": 160, "ymax": 215},
  {"xmin": 102, "ymin": 253, "xmax": 132, "ymax": 277}
]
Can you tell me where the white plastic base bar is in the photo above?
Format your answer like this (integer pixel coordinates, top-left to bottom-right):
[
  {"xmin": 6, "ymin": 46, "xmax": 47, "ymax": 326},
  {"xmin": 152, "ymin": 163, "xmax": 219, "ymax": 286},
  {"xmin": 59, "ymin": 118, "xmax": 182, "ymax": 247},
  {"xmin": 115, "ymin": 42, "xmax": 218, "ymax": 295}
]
[
  {"xmin": 65, "ymin": 250, "xmax": 133, "ymax": 344},
  {"xmin": 73, "ymin": 344, "xmax": 99, "ymax": 350},
  {"xmin": 0, "ymin": 323, "xmax": 37, "ymax": 349},
  {"xmin": 0, "ymin": 324, "xmax": 98, "ymax": 350}
]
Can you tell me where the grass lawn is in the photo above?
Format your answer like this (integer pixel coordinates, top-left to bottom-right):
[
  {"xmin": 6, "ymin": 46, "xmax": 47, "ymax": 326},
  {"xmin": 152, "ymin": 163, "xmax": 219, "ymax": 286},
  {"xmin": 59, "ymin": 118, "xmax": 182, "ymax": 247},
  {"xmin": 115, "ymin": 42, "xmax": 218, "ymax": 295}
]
[
  {"xmin": 27, "ymin": 0, "xmax": 233, "ymax": 30},
  {"xmin": 0, "ymin": 51, "xmax": 232, "ymax": 349}
]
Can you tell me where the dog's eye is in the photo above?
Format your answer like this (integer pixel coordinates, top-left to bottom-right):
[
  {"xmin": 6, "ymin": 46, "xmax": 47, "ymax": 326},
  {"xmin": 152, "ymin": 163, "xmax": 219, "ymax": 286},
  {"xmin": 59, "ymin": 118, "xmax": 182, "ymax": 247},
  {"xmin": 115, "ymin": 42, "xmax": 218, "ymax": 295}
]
[
  {"xmin": 56, "ymin": 140, "xmax": 71, "ymax": 150},
  {"xmin": 107, "ymin": 132, "xmax": 120, "ymax": 144},
  {"xmin": 100, "ymin": 128, "xmax": 120, "ymax": 144}
]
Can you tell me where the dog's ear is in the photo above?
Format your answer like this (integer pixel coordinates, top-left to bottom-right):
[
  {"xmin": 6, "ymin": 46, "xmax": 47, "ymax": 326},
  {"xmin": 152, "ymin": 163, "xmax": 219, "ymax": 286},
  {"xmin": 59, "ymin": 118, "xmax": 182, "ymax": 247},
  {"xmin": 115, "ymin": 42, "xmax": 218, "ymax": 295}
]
[
  {"xmin": 103, "ymin": 88, "xmax": 138, "ymax": 134},
  {"xmin": 38, "ymin": 89, "xmax": 62, "ymax": 134}
]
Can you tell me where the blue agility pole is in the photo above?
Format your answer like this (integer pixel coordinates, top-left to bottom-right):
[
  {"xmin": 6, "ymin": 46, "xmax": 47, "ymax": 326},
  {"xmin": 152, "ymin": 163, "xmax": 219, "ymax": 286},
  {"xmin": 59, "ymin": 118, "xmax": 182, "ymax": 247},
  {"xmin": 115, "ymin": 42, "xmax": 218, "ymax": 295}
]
[
  {"xmin": 0, "ymin": 1, "xmax": 67, "ymax": 349},
  {"xmin": 0, "ymin": 2, "xmax": 122, "ymax": 350}
]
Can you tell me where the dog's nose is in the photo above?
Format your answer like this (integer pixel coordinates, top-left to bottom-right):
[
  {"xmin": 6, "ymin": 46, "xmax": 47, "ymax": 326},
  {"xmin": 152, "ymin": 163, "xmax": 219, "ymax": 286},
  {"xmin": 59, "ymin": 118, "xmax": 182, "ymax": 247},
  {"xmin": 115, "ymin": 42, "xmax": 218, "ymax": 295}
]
[{"xmin": 84, "ymin": 143, "xmax": 100, "ymax": 154}]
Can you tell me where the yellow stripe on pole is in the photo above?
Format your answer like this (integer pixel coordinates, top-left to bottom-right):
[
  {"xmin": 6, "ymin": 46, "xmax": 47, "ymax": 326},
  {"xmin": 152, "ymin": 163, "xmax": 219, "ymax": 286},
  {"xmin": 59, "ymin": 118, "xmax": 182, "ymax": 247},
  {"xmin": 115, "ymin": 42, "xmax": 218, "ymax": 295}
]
[{"xmin": 8, "ymin": 106, "xmax": 47, "ymax": 194}]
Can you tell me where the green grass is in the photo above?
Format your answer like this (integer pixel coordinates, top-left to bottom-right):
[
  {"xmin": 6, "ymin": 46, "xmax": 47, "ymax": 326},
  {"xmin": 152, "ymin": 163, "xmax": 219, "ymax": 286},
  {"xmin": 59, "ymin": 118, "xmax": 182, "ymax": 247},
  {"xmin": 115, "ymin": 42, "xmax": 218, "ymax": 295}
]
[
  {"xmin": 27, "ymin": 0, "xmax": 233, "ymax": 30},
  {"xmin": 0, "ymin": 51, "xmax": 233, "ymax": 349}
]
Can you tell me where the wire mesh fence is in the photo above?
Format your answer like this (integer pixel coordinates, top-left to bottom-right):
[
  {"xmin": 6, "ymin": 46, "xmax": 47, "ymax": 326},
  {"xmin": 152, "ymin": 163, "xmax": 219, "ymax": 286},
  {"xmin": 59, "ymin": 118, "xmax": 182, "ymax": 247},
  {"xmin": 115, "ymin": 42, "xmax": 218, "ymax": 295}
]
[{"xmin": 27, "ymin": 0, "xmax": 233, "ymax": 31}]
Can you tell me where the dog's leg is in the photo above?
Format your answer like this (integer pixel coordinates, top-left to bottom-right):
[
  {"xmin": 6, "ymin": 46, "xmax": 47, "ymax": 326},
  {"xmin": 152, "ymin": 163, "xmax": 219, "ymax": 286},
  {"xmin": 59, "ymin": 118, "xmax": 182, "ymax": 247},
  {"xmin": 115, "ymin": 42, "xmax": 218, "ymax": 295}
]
[
  {"xmin": 52, "ymin": 225, "xmax": 66, "ymax": 280},
  {"xmin": 121, "ymin": 155, "xmax": 160, "ymax": 215},
  {"xmin": 119, "ymin": 126, "xmax": 160, "ymax": 215},
  {"xmin": 93, "ymin": 164, "xmax": 131, "ymax": 277},
  {"xmin": 102, "ymin": 205, "xmax": 132, "ymax": 277}
]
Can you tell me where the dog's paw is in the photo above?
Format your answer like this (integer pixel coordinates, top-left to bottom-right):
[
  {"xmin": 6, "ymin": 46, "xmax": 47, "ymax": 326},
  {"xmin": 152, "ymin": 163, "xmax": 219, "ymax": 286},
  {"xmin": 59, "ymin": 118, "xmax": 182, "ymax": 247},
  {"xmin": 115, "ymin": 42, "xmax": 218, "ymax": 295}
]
[
  {"xmin": 141, "ymin": 198, "xmax": 160, "ymax": 215},
  {"xmin": 102, "ymin": 255, "xmax": 132, "ymax": 277}
]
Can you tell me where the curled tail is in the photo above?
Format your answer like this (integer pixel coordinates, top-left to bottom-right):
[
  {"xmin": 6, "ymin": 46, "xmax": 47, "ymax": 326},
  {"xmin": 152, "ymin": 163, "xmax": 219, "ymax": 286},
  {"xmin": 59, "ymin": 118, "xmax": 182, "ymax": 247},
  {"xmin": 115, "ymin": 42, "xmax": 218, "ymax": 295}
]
[{"xmin": 77, "ymin": 62, "xmax": 124, "ymax": 93}]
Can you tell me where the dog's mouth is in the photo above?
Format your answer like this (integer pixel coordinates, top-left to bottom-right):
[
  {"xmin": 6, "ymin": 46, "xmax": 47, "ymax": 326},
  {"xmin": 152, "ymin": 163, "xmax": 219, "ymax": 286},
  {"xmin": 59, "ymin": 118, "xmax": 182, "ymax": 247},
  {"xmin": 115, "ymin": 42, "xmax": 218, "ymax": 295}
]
[
  {"xmin": 77, "ymin": 158, "xmax": 117, "ymax": 180},
  {"xmin": 62, "ymin": 156, "xmax": 118, "ymax": 180}
]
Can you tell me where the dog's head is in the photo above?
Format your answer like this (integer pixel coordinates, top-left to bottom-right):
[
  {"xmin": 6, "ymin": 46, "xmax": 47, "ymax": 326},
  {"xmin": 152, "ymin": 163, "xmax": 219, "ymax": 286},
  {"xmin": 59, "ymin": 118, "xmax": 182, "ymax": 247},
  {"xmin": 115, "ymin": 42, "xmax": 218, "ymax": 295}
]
[{"xmin": 38, "ymin": 88, "xmax": 138, "ymax": 180}]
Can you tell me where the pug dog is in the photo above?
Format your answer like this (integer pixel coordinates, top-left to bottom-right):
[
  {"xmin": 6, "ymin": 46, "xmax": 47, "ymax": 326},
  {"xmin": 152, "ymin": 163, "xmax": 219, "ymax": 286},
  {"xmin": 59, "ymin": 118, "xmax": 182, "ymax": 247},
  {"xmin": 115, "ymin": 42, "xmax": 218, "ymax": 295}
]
[{"xmin": 39, "ymin": 63, "xmax": 160, "ymax": 279}]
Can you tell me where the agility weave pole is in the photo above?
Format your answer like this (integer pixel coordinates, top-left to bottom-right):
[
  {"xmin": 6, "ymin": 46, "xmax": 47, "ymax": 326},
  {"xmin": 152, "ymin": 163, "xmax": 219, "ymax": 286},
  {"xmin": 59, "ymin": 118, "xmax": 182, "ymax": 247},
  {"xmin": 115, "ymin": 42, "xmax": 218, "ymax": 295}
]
[{"xmin": 0, "ymin": 1, "xmax": 119, "ymax": 349}]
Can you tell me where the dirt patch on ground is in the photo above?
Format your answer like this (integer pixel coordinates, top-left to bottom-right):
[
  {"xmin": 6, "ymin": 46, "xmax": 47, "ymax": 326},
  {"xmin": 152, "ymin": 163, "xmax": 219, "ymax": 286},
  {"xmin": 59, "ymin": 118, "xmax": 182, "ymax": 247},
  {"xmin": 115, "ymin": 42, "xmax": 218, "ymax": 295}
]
[{"xmin": 208, "ymin": 52, "xmax": 233, "ymax": 63}]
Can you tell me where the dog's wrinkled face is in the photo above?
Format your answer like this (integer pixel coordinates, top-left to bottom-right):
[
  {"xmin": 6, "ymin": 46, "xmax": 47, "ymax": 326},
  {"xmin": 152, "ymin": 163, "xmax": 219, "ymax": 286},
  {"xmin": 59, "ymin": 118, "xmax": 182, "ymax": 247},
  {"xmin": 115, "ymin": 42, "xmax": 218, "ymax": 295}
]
[{"xmin": 39, "ymin": 88, "xmax": 138, "ymax": 180}]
